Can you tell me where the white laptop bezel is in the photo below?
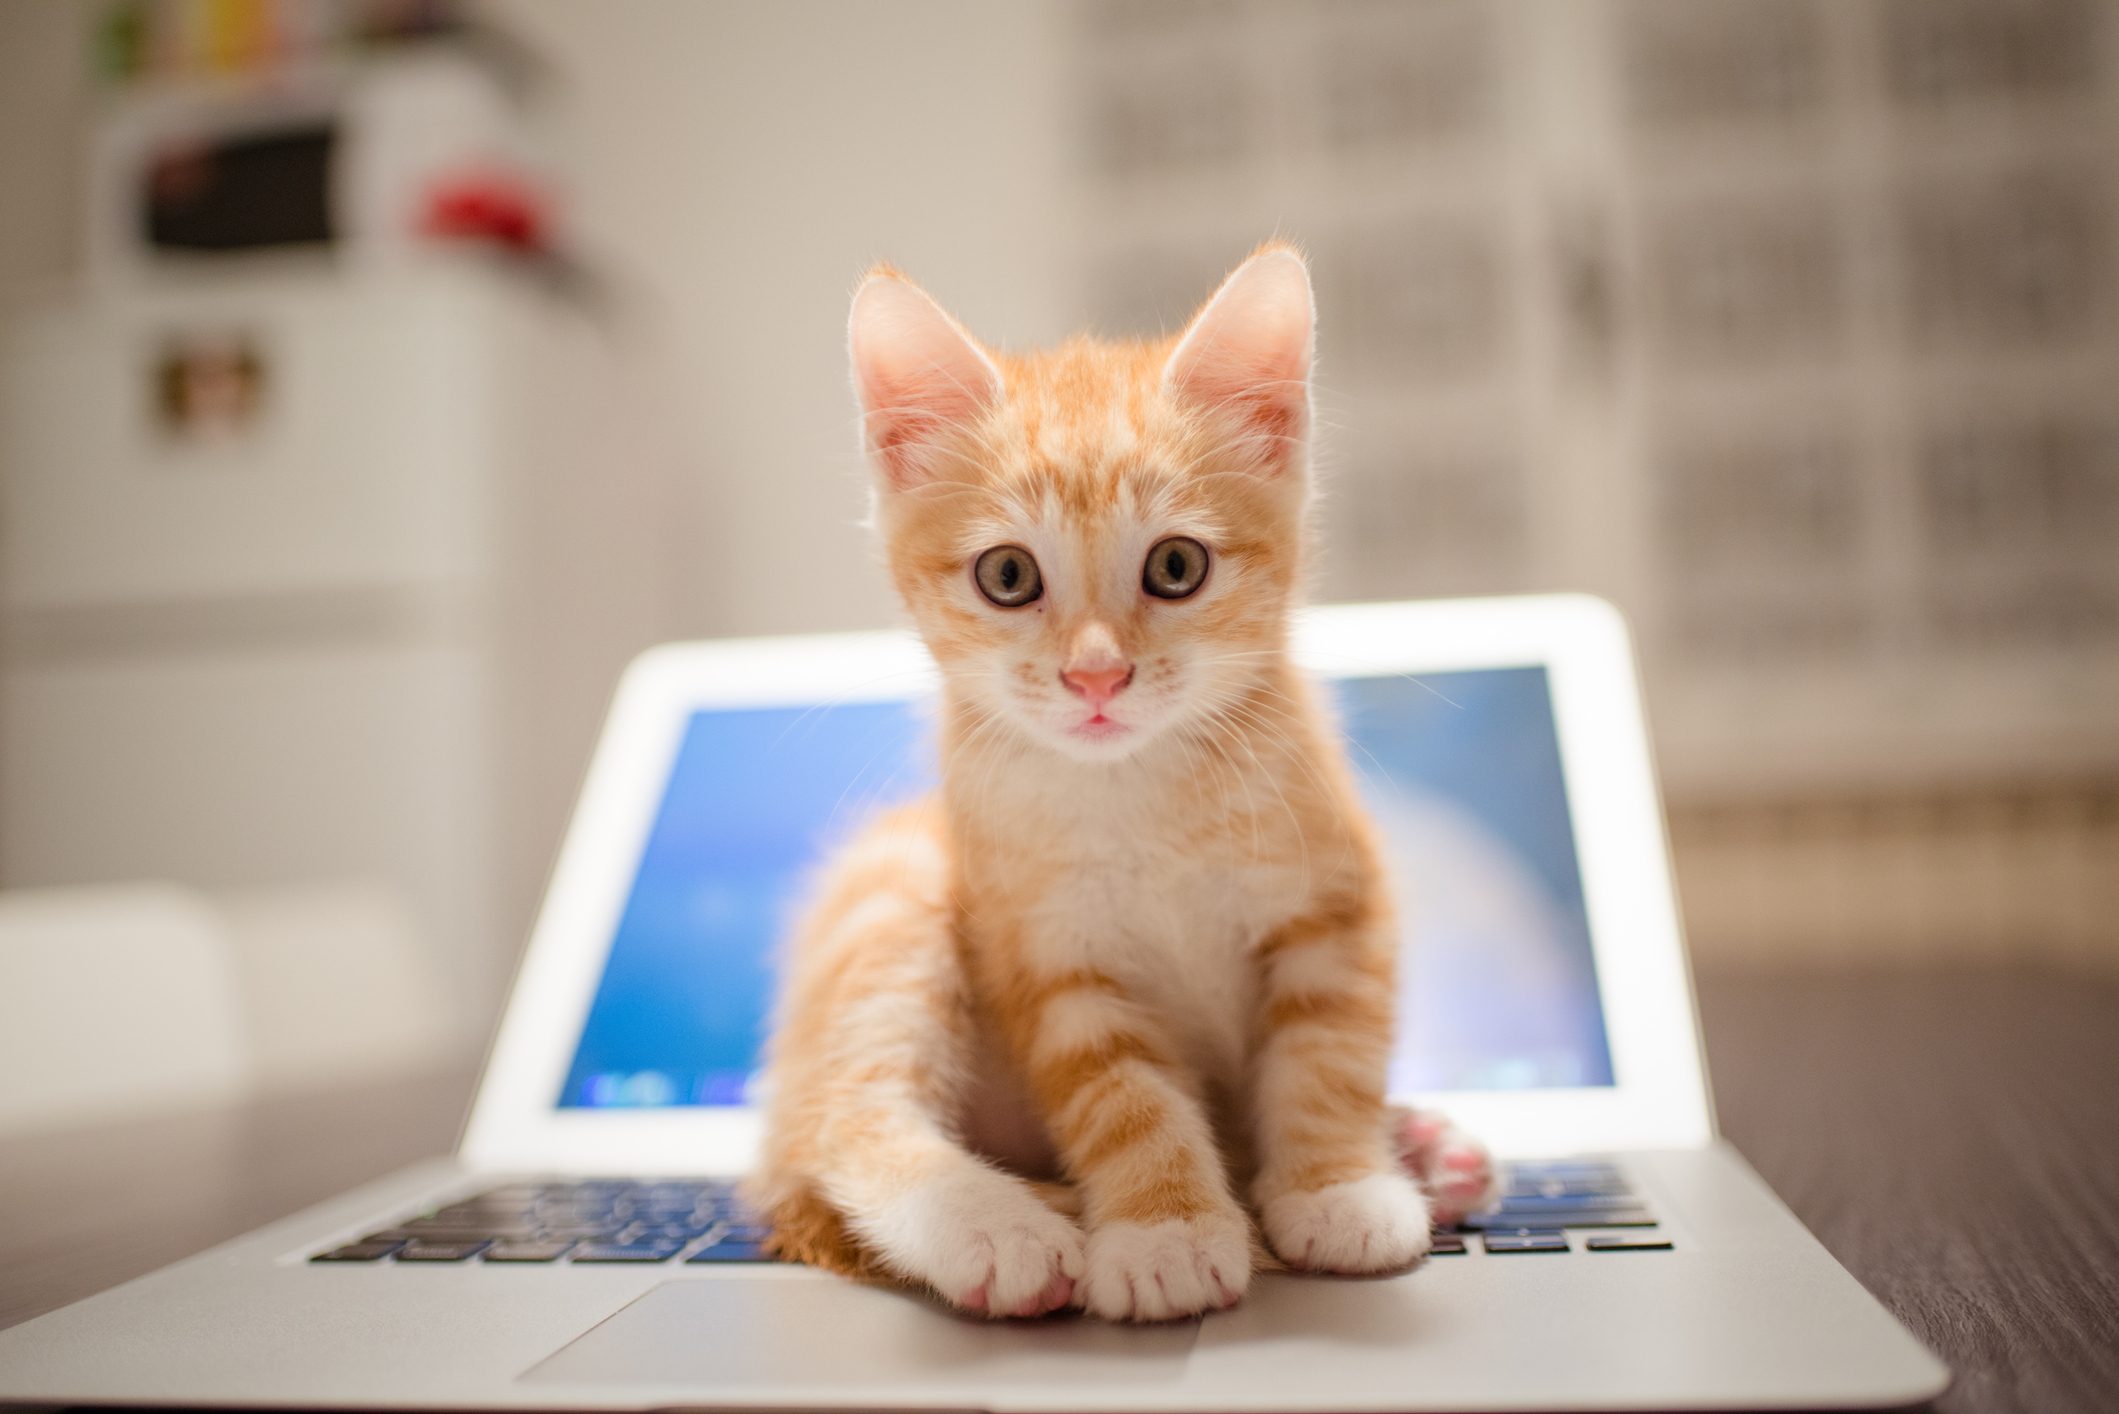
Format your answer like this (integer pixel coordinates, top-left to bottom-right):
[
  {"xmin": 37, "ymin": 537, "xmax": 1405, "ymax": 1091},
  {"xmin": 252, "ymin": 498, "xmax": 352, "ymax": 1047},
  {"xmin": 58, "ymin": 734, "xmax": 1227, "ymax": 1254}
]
[{"xmin": 462, "ymin": 594, "xmax": 1713, "ymax": 1172}]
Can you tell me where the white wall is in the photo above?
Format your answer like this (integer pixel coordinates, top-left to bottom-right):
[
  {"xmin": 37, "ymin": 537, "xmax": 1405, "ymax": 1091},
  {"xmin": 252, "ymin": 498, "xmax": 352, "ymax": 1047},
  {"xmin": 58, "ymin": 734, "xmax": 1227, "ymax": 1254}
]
[{"xmin": 493, "ymin": 0, "xmax": 1080, "ymax": 639}]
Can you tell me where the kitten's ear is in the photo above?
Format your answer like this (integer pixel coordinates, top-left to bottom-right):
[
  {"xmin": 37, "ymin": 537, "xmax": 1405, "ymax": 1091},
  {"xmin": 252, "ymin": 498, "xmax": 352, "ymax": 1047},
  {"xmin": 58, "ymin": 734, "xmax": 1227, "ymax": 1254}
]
[
  {"xmin": 849, "ymin": 268, "xmax": 1003, "ymax": 489},
  {"xmin": 1162, "ymin": 244, "xmax": 1314, "ymax": 476}
]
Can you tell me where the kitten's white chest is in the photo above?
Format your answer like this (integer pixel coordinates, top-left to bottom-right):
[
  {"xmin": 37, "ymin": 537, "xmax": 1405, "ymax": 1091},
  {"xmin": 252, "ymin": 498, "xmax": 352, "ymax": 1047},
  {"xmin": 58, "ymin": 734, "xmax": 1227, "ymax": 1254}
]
[
  {"xmin": 1035, "ymin": 837, "xmax": 1302, "ymax": 1086},
  {"xmin": 958, "ymin": 732, "xmax": 1328, "ymax": 1149}
]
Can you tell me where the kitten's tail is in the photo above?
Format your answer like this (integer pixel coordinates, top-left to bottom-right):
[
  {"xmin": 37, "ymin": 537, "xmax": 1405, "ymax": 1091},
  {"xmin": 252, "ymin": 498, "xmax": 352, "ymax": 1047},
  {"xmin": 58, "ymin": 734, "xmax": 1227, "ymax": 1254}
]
[{"xmin": 758, "ymin": 1182, "xmax": 892, "ymax": 1279}]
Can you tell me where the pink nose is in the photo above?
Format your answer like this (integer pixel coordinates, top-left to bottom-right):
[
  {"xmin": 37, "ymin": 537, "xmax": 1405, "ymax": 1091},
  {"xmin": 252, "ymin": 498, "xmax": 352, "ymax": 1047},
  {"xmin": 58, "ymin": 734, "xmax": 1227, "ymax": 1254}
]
[{"xmin": 1061, "ymin": 663, "xmax": 1134, "ymax": 709}]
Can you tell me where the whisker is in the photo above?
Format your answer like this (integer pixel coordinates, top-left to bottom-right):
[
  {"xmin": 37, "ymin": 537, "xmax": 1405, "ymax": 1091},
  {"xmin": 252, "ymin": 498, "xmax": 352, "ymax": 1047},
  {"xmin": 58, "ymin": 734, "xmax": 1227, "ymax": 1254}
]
[{"xmin": 764, "ymin": 666, "xmax": 937, "ymax": 755}]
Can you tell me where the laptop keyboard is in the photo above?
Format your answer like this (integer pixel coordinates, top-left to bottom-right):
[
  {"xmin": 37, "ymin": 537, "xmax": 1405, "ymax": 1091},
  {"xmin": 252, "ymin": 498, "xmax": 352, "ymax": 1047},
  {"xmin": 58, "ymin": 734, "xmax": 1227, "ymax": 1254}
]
[
  {"xmin": 310, "ymin": 1161, "xmax": 1666, "ymax": 1266},
  {"xmin": 312, "ymin": 1179, "xmax": 773, "ymax": 1265}
]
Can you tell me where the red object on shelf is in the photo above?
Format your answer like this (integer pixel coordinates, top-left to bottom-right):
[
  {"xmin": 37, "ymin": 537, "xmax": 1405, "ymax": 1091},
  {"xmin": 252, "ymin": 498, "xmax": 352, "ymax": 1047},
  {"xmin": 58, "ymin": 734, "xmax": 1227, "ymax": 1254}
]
[{"xmin": 419, "ymin": 170, "xmax": 549, "ymax": 254}]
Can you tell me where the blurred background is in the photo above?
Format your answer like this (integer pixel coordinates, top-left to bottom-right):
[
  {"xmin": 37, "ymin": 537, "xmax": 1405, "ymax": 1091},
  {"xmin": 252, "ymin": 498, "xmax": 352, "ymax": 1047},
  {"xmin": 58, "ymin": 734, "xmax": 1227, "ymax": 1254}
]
[{"xmin": 0, "ymin": 0, "xmax": 2114, "ymax": 1132}]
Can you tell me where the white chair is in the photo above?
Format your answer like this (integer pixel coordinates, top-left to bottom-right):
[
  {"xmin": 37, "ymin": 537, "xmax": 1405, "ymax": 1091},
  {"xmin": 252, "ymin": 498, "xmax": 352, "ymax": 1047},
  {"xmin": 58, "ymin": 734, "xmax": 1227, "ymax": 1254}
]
[
  {"xmin": 216, "ymin": 879, "xmax": 465, "ymax": 1094},
  {"xmin": 0, "ymin": 882, "xmax": 249, "ymax": 1135},
  {"xmin": 0, "ymin": 877, "xmax": 472, "ymax": 1138}
]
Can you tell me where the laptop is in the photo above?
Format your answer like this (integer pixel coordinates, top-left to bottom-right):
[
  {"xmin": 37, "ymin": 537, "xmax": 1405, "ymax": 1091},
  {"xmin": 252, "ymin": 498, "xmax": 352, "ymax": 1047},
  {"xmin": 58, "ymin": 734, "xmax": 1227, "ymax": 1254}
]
[{"xmin": 0, "ymin": 595, "xmax": 1947, "ymax": 1411}]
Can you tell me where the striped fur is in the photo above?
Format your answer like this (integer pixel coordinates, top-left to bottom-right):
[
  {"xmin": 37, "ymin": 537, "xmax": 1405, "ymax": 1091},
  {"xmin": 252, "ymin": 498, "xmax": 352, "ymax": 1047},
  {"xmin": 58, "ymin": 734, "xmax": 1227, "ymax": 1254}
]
[{"xmin": 754, "ymin": 245, "xmax": 1448, "ymax": 1322}]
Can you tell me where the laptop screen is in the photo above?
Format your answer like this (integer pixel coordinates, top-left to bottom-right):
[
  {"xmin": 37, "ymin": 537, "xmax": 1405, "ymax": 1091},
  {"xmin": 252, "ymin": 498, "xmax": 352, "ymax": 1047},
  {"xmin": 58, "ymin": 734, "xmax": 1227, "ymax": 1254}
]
[{"xmin": 556, "ymin": 666, "xmax": 1614, "ymax": 1110}]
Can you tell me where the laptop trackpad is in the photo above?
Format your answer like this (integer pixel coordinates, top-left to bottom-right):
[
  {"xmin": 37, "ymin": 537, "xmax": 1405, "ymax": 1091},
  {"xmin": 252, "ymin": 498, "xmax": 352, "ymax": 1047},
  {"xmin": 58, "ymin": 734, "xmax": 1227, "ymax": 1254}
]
[{"xmin": 522, "ymin": 1277, "xmax": 1197, "ymax": 1393}]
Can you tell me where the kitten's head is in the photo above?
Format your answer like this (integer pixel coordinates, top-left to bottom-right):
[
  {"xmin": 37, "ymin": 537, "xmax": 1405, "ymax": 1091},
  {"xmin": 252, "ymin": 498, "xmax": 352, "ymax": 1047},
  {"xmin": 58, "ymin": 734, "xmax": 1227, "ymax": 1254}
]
[{"xmin": 850, "ymin": 243, "xmax": 1315, "ymax": 763}]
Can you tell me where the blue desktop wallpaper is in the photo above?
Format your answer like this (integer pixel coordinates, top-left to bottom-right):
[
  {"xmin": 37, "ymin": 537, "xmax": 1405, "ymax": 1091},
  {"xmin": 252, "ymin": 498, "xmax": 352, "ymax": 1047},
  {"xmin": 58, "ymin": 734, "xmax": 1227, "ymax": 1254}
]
[{"xmin": 557, "ymin": 666, "xmax": 1613, "ymax": 1109}]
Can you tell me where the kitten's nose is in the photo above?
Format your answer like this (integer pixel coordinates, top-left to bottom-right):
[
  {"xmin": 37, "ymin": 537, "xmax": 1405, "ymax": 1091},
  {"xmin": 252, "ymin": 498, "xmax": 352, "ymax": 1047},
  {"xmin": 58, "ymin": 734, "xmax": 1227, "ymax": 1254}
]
[{"xmin": 1061, "ymin": 663, "xmax": 1134, "ymax": 709}]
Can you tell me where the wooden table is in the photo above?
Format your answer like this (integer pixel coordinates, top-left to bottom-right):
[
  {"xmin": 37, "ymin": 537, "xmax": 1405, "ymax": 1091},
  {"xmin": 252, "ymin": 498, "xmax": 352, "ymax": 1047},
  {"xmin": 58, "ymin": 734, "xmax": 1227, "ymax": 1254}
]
[
  {"xmin": 1695, "ymin": 969, "xmax": 2119, "ymax": 1414},
  {"xmin": 2, "ymin": 968, "xmax": 2115, "ymax": 1413}
]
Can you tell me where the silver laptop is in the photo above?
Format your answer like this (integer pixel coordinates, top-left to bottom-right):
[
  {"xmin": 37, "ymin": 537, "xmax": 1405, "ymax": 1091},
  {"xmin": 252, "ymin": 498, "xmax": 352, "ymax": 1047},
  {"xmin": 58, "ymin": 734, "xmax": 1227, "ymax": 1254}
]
[{"xmin": 0, "ymin": 596, "xmax": 1947, "ymax": 1411}]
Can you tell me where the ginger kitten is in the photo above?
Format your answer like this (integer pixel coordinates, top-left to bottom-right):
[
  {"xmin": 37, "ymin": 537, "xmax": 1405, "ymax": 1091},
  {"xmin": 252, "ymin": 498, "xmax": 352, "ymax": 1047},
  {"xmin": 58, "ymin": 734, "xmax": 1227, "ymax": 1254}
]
[{"xmin": 754, "ymin": 244, "xmax": 1490, "ymax": 1322}]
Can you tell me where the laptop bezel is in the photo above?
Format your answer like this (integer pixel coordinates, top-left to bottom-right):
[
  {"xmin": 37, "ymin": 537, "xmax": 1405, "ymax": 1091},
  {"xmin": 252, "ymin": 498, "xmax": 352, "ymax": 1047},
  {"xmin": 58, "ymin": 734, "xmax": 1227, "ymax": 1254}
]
[{"xmin": 462, "ymin": 594, "xmax": 1713, "ymax": 1173}]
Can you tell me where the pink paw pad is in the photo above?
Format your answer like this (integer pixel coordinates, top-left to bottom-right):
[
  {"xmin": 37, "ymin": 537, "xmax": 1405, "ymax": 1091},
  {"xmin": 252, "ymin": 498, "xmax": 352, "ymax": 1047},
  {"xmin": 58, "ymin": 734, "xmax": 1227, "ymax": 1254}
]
[
  {"xmin": 1439, "ymin": 1175, "xmax": 1486, "ymax": 1202},
  {"xmin": 1402, "ymin": 1115, "xmax": 1445, "ymax": 1150},
  {"xmin": 1005, "ymin": 1273, "xmax": 1073, "ymax": 1318},
  {"xmin": 1388, "ymin": 1106, "xmax": 1499, "ymax": 1226},
  {"xmin": 1442, "ymin": 1144, "xmax": 1487, "ymax": 1173}
]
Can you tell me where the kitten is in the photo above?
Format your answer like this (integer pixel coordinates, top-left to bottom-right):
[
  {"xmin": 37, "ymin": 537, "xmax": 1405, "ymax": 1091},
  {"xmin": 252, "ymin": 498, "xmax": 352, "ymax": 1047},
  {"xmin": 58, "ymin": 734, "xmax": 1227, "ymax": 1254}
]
[{"xmin": 754, "ymin": 244, "xmax": 1493, "ymax": 1322}]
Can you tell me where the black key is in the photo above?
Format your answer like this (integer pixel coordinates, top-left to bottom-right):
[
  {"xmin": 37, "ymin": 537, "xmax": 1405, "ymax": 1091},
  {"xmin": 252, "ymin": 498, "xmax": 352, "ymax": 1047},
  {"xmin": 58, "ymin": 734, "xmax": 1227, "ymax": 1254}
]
[
  {"xmin": 1484, "ymin": 1192, "xmax": 1643, "ymax": 1212},
  {"xmin": 395, "ymin": 1240, "xmax": 489, "ymax": 1262},
  {"xmin": 685, "ymin": 1239, "xmax": 777, "ymax": 1264},
  {"xmin": 447, "ymin": 1203, "xmax": 525, "ymax": 1218},
  {"xmin": 402, "ymin": 1218, "xmax": 544, "ymax": 1239},
  {"xmin": 1505, "ymin": 1187, "xmax": 1634, "ymax": 1206},
  {"xmin": 1463, "ymin": 1208, "xmax": 1657, "ymax": 1230},
  {"xmin": 432, "ymin": 1198, "xmax": 534, "ymax": 1215},
  {"xmin": 715, "ymin": 1222, "xmax": 772, "ymax": 1243},
  {"xmin": 1586, "ymin": 1234, "xmax": 1675, "ymax": 1252},
  {"xmin": 1427, "ymin": 1234, "xmax": 1468, "ymax": 1256},
  {"xmin": 697, "ymin": 1205, "xmax": 754, "ymax": 1227},
  {"xmin": 483, "ymin": 1240, "xmax": 577, "ymax": 1263},
  {"xmin": 621, "ymin": 1222, "xmax": 713, "ymax": 1241},
  {"xmin": 1503, "ymin": 1192, "xmax": 1630, "ymax": 1207},
  {"xmin": 1500, "ymin": 1187, "xmax": 1627, "ymax": 1204},
  {"xmin": 1481, "ymin": 1229, "xmax": 1569, "ymax": 1254},
  {"xmin": 570, "ymin": 1241, "xmax": 683, "ymax": 1264},
  {"xmin": 1508, "ymin": 1161, "xmax": 1619, "ymax": 1179},
  {"xmin": 1504, "ymin": 1172, "xmax": 1622, "ymax": 1193},
  {"xmin": 311, "ymin": 1240, "xmax": 403, "ymax": 1262},
  {"xmin": 1517, "ymin": 1172, "xmax": 1615, "ymax": 1192}
]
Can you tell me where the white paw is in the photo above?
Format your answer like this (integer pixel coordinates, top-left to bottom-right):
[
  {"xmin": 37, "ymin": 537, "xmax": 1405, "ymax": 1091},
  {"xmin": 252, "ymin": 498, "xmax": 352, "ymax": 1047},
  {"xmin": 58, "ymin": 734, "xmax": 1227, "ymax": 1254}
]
[
  {"xmin": 867, "ymin": 1169, "xmax": 1083, "ymax": 1318},
  {"xmin": 1078, "ymin": 1212, "xmax": 1251, "ymax": 1322},
  {"xmin": 1261, "ymin": 1171, "xmax": 1432, "ymax": 1273}
]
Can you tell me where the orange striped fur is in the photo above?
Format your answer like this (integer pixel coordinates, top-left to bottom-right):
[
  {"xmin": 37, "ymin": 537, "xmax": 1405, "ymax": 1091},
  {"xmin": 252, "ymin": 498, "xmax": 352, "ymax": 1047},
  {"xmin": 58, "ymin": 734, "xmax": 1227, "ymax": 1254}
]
[{"xmin": 753, "ymin": 245, "xmax": 1436, "ymax": 1322}]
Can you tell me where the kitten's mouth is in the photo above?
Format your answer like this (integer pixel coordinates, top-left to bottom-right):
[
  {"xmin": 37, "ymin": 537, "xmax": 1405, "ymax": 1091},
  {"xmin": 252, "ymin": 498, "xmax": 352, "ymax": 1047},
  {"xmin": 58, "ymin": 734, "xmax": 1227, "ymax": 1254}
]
[{"xmin": 1070, "ymin": 712, "xmax": 1131, "ymax": 739}]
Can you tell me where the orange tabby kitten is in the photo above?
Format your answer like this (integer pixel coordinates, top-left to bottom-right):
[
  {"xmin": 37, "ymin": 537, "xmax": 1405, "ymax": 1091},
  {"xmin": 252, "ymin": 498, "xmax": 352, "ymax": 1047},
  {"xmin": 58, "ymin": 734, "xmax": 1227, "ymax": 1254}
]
[{"xmin": 755, "ymin": 244, "xmax": 1493, "ymax": 1322}]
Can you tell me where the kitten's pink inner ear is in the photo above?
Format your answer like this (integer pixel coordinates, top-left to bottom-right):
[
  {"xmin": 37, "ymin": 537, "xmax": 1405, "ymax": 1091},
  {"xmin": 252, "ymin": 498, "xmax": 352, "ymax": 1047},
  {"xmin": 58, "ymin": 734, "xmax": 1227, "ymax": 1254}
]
[
  {"xmin": 1162, "ymin": 247, "xmax": 1315, "ymax": 475},
  {"xmin": 849, "ymin": 274, "xmax": 1003, "ymax": 489}
]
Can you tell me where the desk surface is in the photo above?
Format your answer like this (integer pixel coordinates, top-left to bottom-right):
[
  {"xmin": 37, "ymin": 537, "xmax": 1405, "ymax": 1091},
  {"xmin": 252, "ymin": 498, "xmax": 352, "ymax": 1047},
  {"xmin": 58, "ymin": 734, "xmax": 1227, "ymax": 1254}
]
[{"xmin": 2, "ymin": 968, "xmax": 2115, "ymax": 1414}]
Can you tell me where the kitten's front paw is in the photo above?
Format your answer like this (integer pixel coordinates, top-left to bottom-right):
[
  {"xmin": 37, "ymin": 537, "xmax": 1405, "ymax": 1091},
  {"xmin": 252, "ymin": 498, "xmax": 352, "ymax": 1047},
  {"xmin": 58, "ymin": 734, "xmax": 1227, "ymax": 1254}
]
[
  {"xmin": 1078, "ymin": 1212, "xmax": 1251, "ymax": 1322},
  {"xmin": 875, "ymin": 1172, "xmax": 1083, "ymax": 1318},
  {"xmin": 1390, "ymin": 1104, "xmax": 1499, "ymax": 1227},
  {"xmin": 1261, "ymin": 1171, "xmax": 1432, "ymax": 1274}
]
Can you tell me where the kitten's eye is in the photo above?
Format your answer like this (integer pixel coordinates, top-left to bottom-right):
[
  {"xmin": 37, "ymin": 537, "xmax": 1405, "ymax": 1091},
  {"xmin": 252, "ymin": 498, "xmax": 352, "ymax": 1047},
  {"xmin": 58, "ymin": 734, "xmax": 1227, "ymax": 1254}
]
[
  {"xmin": 1142, "ymin": 536, "xmax": 1209, "ymax": 600},
  {"xmin": 973, "ymin": 545, "xmax": 1043, "ymax": 607}
]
